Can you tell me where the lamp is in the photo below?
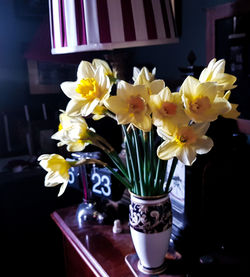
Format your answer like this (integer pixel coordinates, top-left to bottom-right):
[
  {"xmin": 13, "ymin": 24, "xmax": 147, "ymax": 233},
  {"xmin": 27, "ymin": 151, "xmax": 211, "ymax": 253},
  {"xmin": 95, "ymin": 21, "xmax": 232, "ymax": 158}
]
[{"xmin": 48, "ymin": 0, "xmax": 179, "ymax": 54}]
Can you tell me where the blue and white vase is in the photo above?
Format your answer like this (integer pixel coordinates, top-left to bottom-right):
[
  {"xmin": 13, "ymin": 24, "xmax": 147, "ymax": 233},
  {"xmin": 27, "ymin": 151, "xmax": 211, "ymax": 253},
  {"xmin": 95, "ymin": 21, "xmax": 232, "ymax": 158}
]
[{"xmin": 129, "ymin": 193, "xmax": 172, "ymax": 275}]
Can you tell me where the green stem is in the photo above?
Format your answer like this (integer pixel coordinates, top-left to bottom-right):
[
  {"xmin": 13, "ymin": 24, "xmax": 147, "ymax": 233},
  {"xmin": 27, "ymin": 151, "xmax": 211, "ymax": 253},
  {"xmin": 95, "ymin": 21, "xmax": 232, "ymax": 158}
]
[
  {"xmin": 106, "ymin": 165, "xmax": 132, "ymax": 190},
  {"xmin": 154, "ymin": 158, "xmax": 161, "ymax": 190},
  {"xmin": 131, "ymin": 126, "xmax": 144, "ymax": 196},
  {"xmin": 124, "ymin": 142, "xmax": 132, "ymax": 183},
  {"xmin": 148, "ymin": 129, "xmax": 154, "ymax": 188},
  {"xmin": 140, "ymin": 131, "xmax": 148, "ymax": 189},
  {"xmin": 150, "ymin": 127, "xmax": 157, "ymax": 170},
  {"xmin": 122, "ymin": 125, "xmax": 138, "ymax": 194},
  {"xmin": 159, "ymin": 159, "xmax": 168, "ymax": 195},
  {"xmin": 106, "ymin": 150, "xmax": 129, "ymax": 179},
  {"xmin": 165, "ymin": 157, "xmax": 178, "ymax": 193}
]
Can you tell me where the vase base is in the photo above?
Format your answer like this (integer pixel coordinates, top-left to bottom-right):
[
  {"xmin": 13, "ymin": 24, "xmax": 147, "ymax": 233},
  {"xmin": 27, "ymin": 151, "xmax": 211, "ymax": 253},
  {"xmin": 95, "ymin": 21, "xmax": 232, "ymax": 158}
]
[{"xmin": 137, "ymin": 260, "xmax": 167, "ymax": 275}]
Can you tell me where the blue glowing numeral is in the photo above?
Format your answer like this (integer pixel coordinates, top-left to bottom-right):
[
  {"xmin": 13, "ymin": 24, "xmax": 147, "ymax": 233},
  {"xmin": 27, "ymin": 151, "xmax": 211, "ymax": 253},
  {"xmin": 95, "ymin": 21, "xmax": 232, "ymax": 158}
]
[{"xmin": 91, "ymin": 171, "xmax": 111, "ymax": 197}]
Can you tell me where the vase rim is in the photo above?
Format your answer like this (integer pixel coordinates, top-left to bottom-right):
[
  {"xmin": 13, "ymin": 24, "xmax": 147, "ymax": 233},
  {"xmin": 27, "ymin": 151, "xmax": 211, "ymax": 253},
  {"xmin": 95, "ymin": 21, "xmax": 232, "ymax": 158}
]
[{"xmin": 129, "ymin": 190, "xmax": 169, "ymax": 200}]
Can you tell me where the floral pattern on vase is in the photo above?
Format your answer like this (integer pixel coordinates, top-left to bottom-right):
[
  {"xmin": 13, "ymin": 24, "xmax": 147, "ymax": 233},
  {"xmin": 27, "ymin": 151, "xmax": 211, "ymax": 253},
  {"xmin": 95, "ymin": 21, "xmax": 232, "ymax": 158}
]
[{"xmin": 129, "ymin": 196, "xmax": 172, "ymax": 234}]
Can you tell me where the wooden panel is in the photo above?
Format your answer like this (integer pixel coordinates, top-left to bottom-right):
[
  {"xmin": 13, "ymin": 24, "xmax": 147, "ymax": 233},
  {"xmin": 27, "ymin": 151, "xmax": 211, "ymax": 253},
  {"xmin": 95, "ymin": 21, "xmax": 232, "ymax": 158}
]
[{"xmin": 63, "ymin": 237, "xmax": 95, "ymax": 277}]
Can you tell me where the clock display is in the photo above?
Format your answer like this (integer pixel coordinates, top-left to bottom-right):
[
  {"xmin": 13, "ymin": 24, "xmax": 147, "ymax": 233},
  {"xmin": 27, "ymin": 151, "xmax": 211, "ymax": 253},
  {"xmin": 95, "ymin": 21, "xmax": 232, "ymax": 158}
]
[{"xmin": 91, "ymin": 167, "xmax": 112, "ymax": 198}]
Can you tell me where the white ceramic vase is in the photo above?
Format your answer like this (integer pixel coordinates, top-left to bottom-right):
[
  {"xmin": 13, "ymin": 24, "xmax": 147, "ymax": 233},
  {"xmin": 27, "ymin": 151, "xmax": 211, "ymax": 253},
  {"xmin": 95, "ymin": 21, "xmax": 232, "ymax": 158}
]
[{"xmin": 129, "ymin": 193, "xmax": 172, "ymax": 275}]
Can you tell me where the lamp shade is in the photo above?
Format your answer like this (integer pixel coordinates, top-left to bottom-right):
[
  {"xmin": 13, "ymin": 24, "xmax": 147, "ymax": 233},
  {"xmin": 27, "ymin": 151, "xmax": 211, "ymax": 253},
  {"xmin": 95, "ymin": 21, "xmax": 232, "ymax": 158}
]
[{"xmin": 48, "ymin": 0, "xmax": 179, "ymax": 54}]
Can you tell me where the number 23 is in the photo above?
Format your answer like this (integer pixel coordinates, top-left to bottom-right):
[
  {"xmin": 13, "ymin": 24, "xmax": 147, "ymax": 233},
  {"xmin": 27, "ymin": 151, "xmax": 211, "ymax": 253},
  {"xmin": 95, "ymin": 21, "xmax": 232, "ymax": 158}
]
[{"xmin": 92, "ymin": 173, "xmax": 111, "ymax": 197}]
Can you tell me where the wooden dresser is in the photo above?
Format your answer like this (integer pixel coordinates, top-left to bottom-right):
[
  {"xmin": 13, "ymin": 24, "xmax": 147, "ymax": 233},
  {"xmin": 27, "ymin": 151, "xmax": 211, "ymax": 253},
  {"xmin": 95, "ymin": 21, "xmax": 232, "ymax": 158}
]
[
  {"xmin": 51, "ymin": 204, "xmax": 248, "ymax": 276},
  {"xmin": 51, "ymin": 205, "xmax": 186, "ymax": 277}
]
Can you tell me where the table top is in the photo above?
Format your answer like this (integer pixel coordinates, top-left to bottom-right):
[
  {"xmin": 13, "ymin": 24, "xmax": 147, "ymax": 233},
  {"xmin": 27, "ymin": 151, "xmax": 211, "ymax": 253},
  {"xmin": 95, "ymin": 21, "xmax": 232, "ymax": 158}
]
[
  {"xmin": 51, "ymin": 204, "xmax": 135, "ymax": 277},
  {"xmin": 51, "ymin": 204, "xmax": 186, "ymax": 277}
]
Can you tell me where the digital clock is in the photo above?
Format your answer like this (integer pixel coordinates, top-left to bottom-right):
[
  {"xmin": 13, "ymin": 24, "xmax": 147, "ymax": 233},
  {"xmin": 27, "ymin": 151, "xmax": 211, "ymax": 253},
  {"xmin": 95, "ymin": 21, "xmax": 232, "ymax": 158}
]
[
  {"xmin": 67, "ymin": 152, "xmax": 124, "ymax": 202},
  {"xmin": 89, "ymin": 165, "xmax": 124, "ymax": 201}
]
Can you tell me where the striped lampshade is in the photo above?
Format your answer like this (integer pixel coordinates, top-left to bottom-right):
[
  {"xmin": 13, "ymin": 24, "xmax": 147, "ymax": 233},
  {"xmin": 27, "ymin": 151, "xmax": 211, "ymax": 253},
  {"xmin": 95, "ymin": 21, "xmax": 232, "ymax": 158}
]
[{"xmin": 48, "ymin": 0, "xmax": 179, "ymax": 54}]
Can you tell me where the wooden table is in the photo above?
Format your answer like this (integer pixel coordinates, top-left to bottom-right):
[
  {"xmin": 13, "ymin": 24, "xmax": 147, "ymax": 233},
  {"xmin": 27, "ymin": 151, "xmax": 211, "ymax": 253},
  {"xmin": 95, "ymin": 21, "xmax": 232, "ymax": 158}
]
[{"xmin": 51, "ymin": 205, "xmax": 186, "ymax": 277}]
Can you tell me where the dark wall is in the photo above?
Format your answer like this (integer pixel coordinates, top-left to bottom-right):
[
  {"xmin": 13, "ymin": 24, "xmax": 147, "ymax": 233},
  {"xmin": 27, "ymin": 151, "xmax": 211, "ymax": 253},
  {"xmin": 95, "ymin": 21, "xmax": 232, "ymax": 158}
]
[
  {"xmin": 0, "ymin": 0, "xmax": 56, "ymax": 110},
  {"xmin": 0, "ymin": 0, "xmax": 235, "ymax": 111}
]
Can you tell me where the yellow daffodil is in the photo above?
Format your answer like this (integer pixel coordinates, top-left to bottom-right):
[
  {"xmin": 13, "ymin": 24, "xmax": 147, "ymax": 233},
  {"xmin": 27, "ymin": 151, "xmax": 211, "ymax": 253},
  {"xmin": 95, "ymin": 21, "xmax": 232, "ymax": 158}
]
[
  {"xmin": 199, "ymin": 58, "xmax": 237, "ymax": 91},
  {"xmin": 133, "ymin": 66, "xmax": 156, "ymax": 82},
  {"xmin": 51, "ymin": 112, "xmax": 93, "ymax": 152},
  {"xmin": 180, "ymin": 76, "xmax": 231, "ymax": 123},
  {"xmin": 222, "ymin": 90, "xmax": 240, "ymax": 119},
  {"xmin": 149, "ymin": 87, "xmax": 189, "ymax": 129},
  {"xmin": 157, "ymin": 122, "xmax": 213, "ymax": 166},
  {"xmin": 105, "ymin": 81, "xmax": 152, "ymax": 132},
  {"xmin": 61, "ymin": 60, "xmax": 112, "ymax": 116},
  {"xmin": 38, "ymin": 154, "xmax": 71, "ymax": 196},
  {"xmin": 92, "ymin": 58, "xmax": 117, "ymax": 83},
  {"xmin": 133, "ymin": 66, "xmax": 165, "ymax": 95},
  {"xmin": 38, "ymin": 154, "xmax": 108, "ymax": 196}
]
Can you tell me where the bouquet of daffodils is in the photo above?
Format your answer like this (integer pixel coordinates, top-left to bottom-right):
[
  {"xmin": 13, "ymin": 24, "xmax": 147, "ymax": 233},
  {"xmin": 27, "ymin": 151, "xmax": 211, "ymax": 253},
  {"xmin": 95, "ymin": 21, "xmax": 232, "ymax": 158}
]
[{"xmin": 38, "ymin": 58, "xmax": 239, "ymax": 197}]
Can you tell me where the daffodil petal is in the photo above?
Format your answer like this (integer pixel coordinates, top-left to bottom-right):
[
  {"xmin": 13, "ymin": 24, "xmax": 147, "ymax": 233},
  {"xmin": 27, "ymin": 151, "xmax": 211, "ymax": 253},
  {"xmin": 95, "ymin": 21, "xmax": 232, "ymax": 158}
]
[
  {"xmin": 223, "ymin": 103, "xmax": 240, "ymax": 119},
  {"xmin": 45, "ymin": 171, "xmax": 61, "ymax": 187},
  {"xmin": 80, "ymin": 98, "xmax": 99, "ymax": 116},
  {"xmin": 150, "ymin": 80, "xmax": 165, "ymax": 94},
  {"xmin": 211, "ymin": 97, "xmax": 232, "ymax": 115},
  {"xmin": 157, "ymin": 140, "xmax": 179, "ymax": 160},
  {"xmin": 105, "ymin": 96, "xmax": 128, "ymax": 114},
  {"xmin": 77, "ymin": 61, "xmax": 94, "ymax": 79},
  {"xmin": 212, "ymin": 59, "xmax": 225, "ymax": 75},
  {"xmin": 196, "ymin": 82, "xmax": 217, "ymax": 100},
  {"xmin": 213, "ymin": 73, "xmax": 237, "ymax": 90},
  {"xmin": 92, "ymin": 114, "xmax": 105, "ymax": 120},
  {"xmin": 117, "ymin": 81, "xmax": 148, "ymax": 101},
  {"xmin": 177, "ymin": 146, "xmax": 197, "ymax": 166},
  {"xmin": 57, "ymin": 141, "xmax": 66, "ymax": 147},
  {"xmin": 150, "ymin": 93, "xmax": 162, "ymax": 108},
  {"xmin": 92, "ymin": 59, "xmax": 112, "ymax": 75},
  {"xmin": 116, "ymin": 81, "xmax": 128, "ymax": 99},
  {"xmin": 58, "ymin": 180, "xmax": 69, "ymax": 197},
  {"xmin": 116, "ymin": 113, "xmax": 132, "ymax": 125},
  {"xmin": 67, "ymin": 141, "xmax": 88, "ymax": 152},
  {"xmin": 224, "ymin": 90, "xmax": 231, "ymax": 100},
  {"xmin": 180, "ymin": 76, "xmax": 200, "ymax": 98},
  {"xmin": 157, "ymin": 126, "xmax": 174, "ymax": 140},
  {"xmin": 37, "ymin": 154, "xmax": 50, "ymax": 162},
  {"xmin": 65, "ymin": 99, "xmax": 85, "ymax": 116},
  {"xmin": 95, "ymin": 66, "xmax": 110, "ymax": 92},
  {"xmin": 195, "ymin": 136, "xmax": 214, "ymax": 154},
  {"xmin": 133, "ymin": 114, "xmax": 152, "ymax": 132},
  {"xmin": 159, "ymin": 87, "xmax": 172, "ymax": 101},
  {"xmin": 199, "ymin": 69, "xmax": 210, "ymax": 83},
  {"xmin": 199, "ymin": 58, "xmax": 237, "ymax": 91},
  {"xmin": 207, "ymin": 58, "xmax": 216, "ymax": 71},
  {"xmin": 132, "ymin": 67, "xmax": 140, "ymax": 82},
  {"xmin": 61, "ymin": 81, "xmax": 80, "ymax": 99},
  {"xmin": 51, "ymin": 130, "xmax": 63, "ymax": 140}
]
